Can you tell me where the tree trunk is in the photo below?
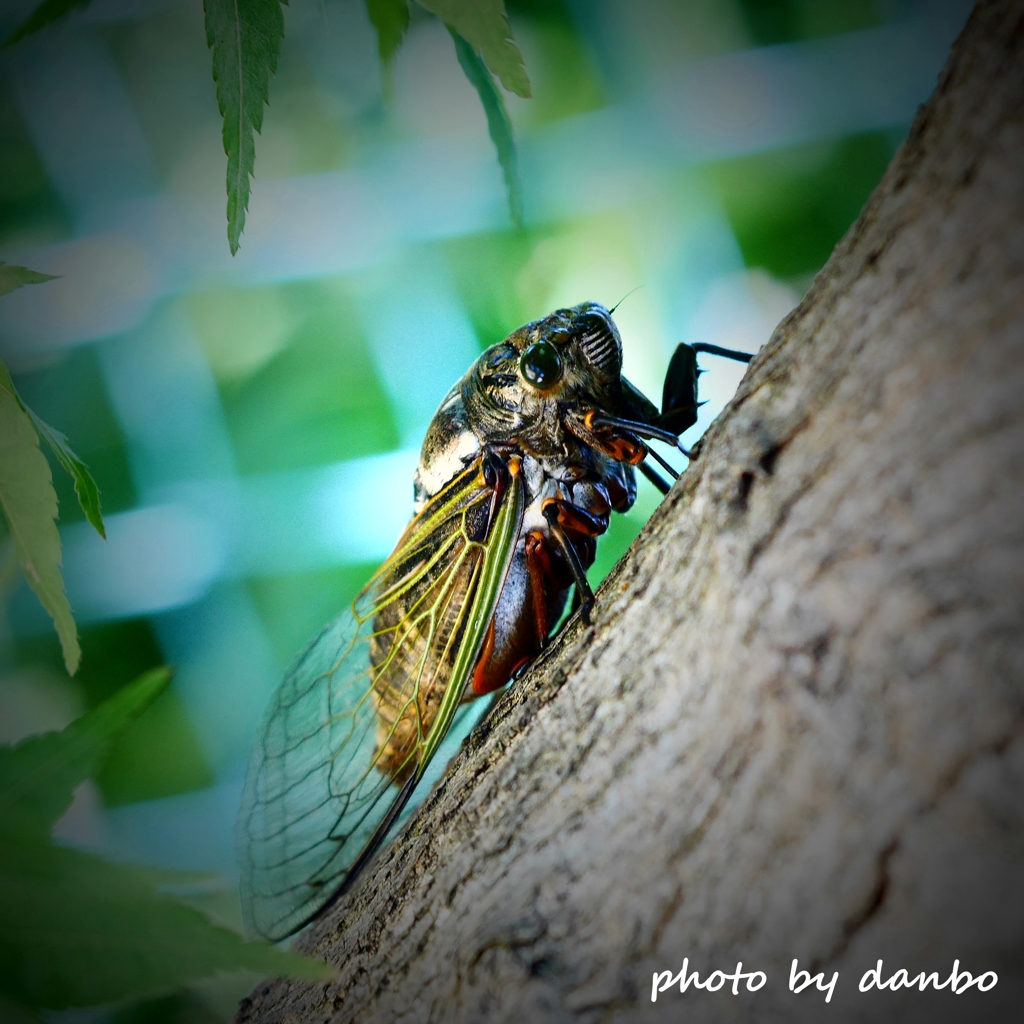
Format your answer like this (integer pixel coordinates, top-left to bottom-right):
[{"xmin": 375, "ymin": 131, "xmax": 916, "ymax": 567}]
[{"xmin": 237, "ymin": 2, "xmax": 1024, "ymax": 1021}]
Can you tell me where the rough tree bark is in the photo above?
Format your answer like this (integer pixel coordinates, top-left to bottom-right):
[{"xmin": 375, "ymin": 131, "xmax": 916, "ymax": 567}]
[{"xmin": 237, "ymin": 2, "xmax": 1024, "ymax": 1021}]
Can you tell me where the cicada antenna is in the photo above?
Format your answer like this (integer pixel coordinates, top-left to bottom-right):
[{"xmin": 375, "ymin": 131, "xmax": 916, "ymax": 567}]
[{"xmin": 608, "ymin": 285, "xmax": 644, "ymax": 315}]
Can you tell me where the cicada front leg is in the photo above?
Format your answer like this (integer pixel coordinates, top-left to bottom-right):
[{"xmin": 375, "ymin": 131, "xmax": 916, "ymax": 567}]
[
  {"xmin": 540, "ymin": 480, "xmax": 614, "ymax": 626},
  {"xmin": 479, "ymin": 448, "xmax": 520, "ymax": 539},
  {"xmin": 522, "ymin": 528, "xmax": 573, "ymax": 649},
  {"xmin": 565, "ymin": 408, "xmax": 681, "ymax": 497},
  {"xmin": 659, "ymin": 341, "xmax": 755, "ymax": 436}
]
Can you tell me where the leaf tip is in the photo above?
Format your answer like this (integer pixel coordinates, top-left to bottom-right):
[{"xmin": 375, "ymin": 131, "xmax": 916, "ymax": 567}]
[{"xmin": 62, "ymin": 635, "xmax": 82, "ymax": 677}]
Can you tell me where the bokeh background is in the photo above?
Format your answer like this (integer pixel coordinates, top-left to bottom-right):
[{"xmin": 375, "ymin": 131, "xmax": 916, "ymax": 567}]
[{"xmin": 0, "ymin": 0, "xmax": 971, "ymax": 1011}]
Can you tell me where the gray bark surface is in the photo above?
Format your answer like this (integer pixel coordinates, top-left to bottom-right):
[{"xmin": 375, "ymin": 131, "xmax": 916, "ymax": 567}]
[{"xmin": 237, "ymin": 2, "xmax": 1024, "ymax": 1021}]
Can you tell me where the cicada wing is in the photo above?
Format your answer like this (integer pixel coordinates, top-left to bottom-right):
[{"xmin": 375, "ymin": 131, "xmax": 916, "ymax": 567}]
[
  {"xmin": 237, "ymin": 459, "xmax": 524, "ymax": 940},
  {"xmin": 237, "ymin": 606, "xmax": 384, "ymax": 940}
]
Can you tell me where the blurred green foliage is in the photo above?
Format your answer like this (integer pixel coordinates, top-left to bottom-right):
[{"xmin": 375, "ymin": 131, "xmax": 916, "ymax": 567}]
[
  {"xmin": 214, "ymin": 282, "xmax": 400, "ymax": 472},
  {"xmin": 77, "ymin": 622, "xmax": 215, "ymax": 806},
  {"xmin": 13, "ymin": 621, "xmax": 214, "ymax": 807},
  {"xmin": 737, "ymin": 0, "xmax": 882, "ymax": 45},
  {"xmin": 7, "ymin": 0, "xmax": 529, "ymax": 246},
  {"xmin": 508, "ymin": 15, "xmax": 605, "ymax": 125},
  {"xmin": 709, "ymin": 132, "xmax": 897, "ymax": 279},
  {"xmin": 452, "ymin": 27, "xmax": 524, "ymax": 227},
  {"xmin": 0, "ymin": 349, "xmax": 99, "ymax": 675},
  {"xmin": 442, "ymin": 226, "xmax": 555, "ymax": 347},
  {"xmin": 0, "ymin": 81, "xmax": 70, "ymax": 244},
  {"xmin": 204, "ymin": 0, "xmax": 287, "ymax": 254},
  {"xmin": 248, "ymin": 562, "xmax": 379, "ymax": 668},
  {"xmin": 111, "ymin": 991, "xmax": 225, "ymax": 1024},
  {"xmin": 0, "ymin": 669, "xmax": 331, "ymax": 1020}
]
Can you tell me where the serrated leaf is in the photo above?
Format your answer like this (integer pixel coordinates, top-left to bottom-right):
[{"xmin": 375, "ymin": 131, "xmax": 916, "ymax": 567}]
[
  {"xmin": 450, "ymin": 29, "xmax": 522, "ymax": 228},
  {"xmin": 365, "ymin": 0, "xmax": 409, "ymax": 64},
  {"xmin": 0, "ymin": 261, "xmax": 58, "ymax": 296},
  {"xmin": 418, "ymin": 0, "xmax": 529, "ymax": 97},
  {"xmin": 0, "ymin": 387, "xmax": 78, "ymax": 675},
  {"xmin": 0, "ymin": 670, "xmax": 330, "ymax": 1012},
  {"xmin": 0, "ymin": 668, "xmax": 171, "ymax": 840},
  {"xmin": 0, "ymin": 362, "xmax": 105, "ymax": 539},
  {"xmin": 0, "ymin": 840, "xmax": 333, "ymax": 1012},
  {"xmin": 27, "ymin": 413, "xmax": 105, "ymax": 537},
  {"xmin": 204, "ymin": 0, "xmax": 287, "ymax": 255}
]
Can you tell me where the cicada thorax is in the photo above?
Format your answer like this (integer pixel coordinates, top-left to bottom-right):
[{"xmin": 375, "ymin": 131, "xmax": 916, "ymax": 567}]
[{"xmin": 364, "ymin": 468, "xmax": 494, "ymax": 785}]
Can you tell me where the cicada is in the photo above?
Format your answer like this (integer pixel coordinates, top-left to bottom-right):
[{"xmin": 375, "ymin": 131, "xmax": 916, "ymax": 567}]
[{"xmin": 237, "ymin": 302, "xmax": 752, "ymax": 940}]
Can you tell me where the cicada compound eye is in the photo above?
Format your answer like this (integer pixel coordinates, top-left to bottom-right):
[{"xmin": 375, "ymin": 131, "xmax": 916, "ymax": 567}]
[{"xmin": 520, "ymin": 340, "xmax": 563, "ymax": 389}]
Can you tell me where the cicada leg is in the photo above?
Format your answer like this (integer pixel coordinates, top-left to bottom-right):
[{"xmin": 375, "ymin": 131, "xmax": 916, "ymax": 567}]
[
  {"xmin": 660, "ymin": 341, "xmax": 754, "ymax": 435},
  {"xmin": 641, "ymin": 444, "xmax": 680, "ymax": 481},
  {"xmin": 638, "ymin": 461, "xmax": 672, "ymax": 495},
  {"xmin": 691, "ymin": 342, "xmax": 755, "ymax": 363},
  {"xmin": 524, "ymin": 530, "xmax": 556, "ymax": 649},
  {"xmin": 480, "ymin": 450, "xmax": 512, "ymax": 539},
  {"xmin": 541, "ymin": 495, "xmax": 613, "ymax": 626},
  {"xmin": 470, "ymin": 616, "xmax": 499, "ymax": 696}
]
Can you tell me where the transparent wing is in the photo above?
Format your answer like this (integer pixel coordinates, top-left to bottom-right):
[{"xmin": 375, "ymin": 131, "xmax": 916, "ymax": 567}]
[{"xmin": 237, "ymin": 458, "xmax": 523, "ymax": 940}]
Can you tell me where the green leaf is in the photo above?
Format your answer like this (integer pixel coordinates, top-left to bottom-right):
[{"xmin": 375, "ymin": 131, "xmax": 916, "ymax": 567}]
[
  {"xmin": 365, "ymin": 0, "xmax": 409, "ymax": 64},
  {"xmin": 0, "ymin": 669, "xmax": 330, "ymax": 1012},
  {"xmin": 204, "ymin": 0, "xmax": 287, "ymax": 255},
  {"xmin": 0, "ymin": 387, "xmax": 79, "ymax": 675},
  {"xmin": 0, "ymin": 261, "xmax": 58, "ymax": 296},
  {"xmin": 0, "ymin": 668, "xmax": 172, "ymax": 840},
  {"xmin": 417, "ymin": 0, "xmax": 530, "ymax": 97},
  {"xmin": 450, "ymin": 29, "xmax": 523, "ymax": 228},
  {"xmin": 27, "ymin": 412, "xmax": 105, "ymax": 538},
  {"xmin": 0, "ymin": 840, "xmax": 333, "ymax": 1012},
  {"xmin": 0, "ymin": 362, "xmax": 104, "ymax": 538}
]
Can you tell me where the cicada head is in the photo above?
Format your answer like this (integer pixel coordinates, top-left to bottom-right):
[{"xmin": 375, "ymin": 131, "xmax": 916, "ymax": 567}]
[
  {"xmin": 514, "ymin": 301, "xmax": 624, "ymax": 393},
  {"xmin": 463, "ymin": 302, "xmax": 642, "ymax": 449}
]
